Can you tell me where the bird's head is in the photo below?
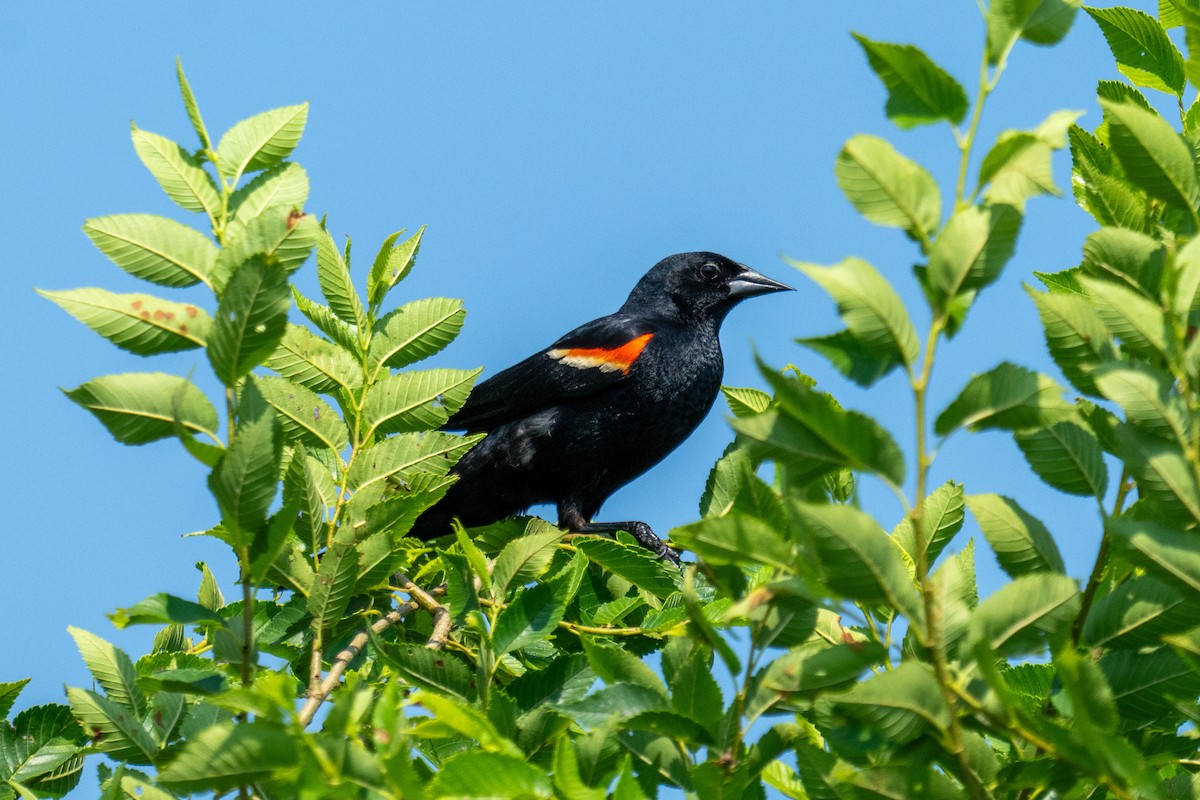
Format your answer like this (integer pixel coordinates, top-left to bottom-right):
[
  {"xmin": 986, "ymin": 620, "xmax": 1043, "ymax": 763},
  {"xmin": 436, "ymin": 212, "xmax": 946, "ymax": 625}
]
[{"xmin": 622, "ymin": 252, "xmax": 793, "ymax": 323}]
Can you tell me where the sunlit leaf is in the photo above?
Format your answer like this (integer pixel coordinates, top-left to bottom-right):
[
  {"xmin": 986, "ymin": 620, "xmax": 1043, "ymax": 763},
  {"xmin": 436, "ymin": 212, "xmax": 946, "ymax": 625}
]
[
  {"xmin": 226, "ymin": 163, "xmax": 309, "ymax": 241},
  {"xmin": 965, "ymin": 494, "xmax": 1066, "ymax": 576},
  {"xmin": 130, "ymin": 127, "xmax": 220, "ymax": 218},
  {"xmin": 40, "ymin": 288, "xmax": 210, "ymax": 355},
  {"xmin": 833, "ymin": 662, "xmax": 950, "ymax": 744},
  {"xmin": 1100, "ymin": 99, "xmax": 1198, "ymax": 210},
  {"xmin": 156, "ymin": 720, "xmax": 296, "ymax": 793},
  {"xmin": 967, "ymin": 573, "xmax": 1079, "ymax": 657},
  {"xmin": 215, "ymin": 103, "xmax": 308, "ymax": 183},
  {"xmin": 362, "ymin": 368, "xmax": 480, "ymax": 438},
  {"xmin": 935, "ymin": 362, "xmax": 1072, "ymax": 435},
  {"xmin": 64, "ymin": 372, "xmax": 219, "ymax": 446},
  {"xmin": 255, "ymin": 375, "xmax": 349, "ymax": 453},
  {"xmin": 834, "ymin": 134, "xmax": 940, "ymax": 241},
  {"xmin": 852, "ymin": 34, "xmax": 968, "ymax": 127},
  {"xmin": 369, "ymin": 296, "xmax": 466, "ymax": 374},
  {"xmin": 1086, "ymin": 6, "xmax": 1186, "ymax": 95},
  {"xmin": 926, "ymin": 204, "xmax": 1023, "ymax": 309},
  {"xmin": 82, "ymin": 214, "xmax": 217, "ymax": 288},
  {"xmin": 1013, "ymin": 420, "xmax": 1108, "ymax": 498},
  {"xmin": 207, "ymin": 256, "xmax": 290, "ymax": 384}
]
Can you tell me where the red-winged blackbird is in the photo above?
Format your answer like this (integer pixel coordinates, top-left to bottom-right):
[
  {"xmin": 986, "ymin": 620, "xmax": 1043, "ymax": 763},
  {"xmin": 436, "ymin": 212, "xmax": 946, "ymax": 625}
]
[{"xmin": 410, "ymin": 252, "xmax": 792, "ymax": 565}]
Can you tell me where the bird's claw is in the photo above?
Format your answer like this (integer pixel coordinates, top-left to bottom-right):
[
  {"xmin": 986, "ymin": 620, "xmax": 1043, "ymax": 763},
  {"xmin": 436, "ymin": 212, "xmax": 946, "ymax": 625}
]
[{"xmin": 629, "ymin": 522, "xmax": 683, "ymax": 570}]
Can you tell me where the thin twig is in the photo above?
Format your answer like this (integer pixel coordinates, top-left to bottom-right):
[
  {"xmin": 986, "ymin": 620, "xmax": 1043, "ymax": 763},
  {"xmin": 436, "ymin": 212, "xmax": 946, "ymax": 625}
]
[
  {"xmin": 298, "ymin": 603, "xmax": 416, "ymax": 727},
  {"xmin": 396, "ymin": 572, "xmax": 452, "ymax": 649}
]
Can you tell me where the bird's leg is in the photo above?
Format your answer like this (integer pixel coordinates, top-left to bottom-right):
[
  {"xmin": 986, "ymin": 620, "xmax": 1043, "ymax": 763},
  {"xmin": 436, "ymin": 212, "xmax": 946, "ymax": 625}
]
[{"xmin": 559, "ymin": 507, "xmax": 681, "ymax": 567}]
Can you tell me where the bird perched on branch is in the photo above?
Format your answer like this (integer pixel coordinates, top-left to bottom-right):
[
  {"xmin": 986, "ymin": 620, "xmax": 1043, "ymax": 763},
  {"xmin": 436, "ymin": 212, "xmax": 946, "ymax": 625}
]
[{"xmin": 409, "ymin": 251, "xmax": 792, "ymax": 565}]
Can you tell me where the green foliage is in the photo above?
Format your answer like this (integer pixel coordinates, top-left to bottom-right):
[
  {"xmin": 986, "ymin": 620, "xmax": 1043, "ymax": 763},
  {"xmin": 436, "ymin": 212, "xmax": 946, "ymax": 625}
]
[{"xmin": 11, "ymin": 6, "xmax": 1200, "ymax": 797}]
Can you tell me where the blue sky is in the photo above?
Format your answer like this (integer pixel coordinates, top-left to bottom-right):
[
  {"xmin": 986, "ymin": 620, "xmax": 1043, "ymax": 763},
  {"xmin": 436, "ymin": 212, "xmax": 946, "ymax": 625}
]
[{"xmin": 1, "ymin": 1, "xmax": 1136, "ymax": 722}]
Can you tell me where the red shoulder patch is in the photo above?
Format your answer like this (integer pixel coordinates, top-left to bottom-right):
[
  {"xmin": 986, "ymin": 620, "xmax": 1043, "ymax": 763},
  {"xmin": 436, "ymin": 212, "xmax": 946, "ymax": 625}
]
[{"xmin": 548, "ymin": 332, "xmax": 653, "ymax": 375}]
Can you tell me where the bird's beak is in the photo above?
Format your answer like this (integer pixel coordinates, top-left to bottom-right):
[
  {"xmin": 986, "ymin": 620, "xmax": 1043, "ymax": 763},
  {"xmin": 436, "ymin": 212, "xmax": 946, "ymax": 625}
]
[{"xmin": 727, "ymin": 267, "xmax": 795, "ymax": 298}]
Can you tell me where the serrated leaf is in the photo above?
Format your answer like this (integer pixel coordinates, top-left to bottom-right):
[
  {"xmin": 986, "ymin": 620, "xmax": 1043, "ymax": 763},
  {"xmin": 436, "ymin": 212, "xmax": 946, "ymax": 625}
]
[
  {"xmin": 130, "ymin": 127, "xmax": 220, "ymax": 217},
  {"xmin": 215, "ymin": 103, "xmax": 308, "ymax": 182},
  {"xmin": 1113, "ymin": 423, "xmax": 1200, "ymax": 522},
  {"xmin": 315, "ymin": 228, "xmax": 367, "ymax": 329},
  {"xmin": 797, "ymin": 330, "xmax": 900, "ymax": 388},
  {"xmin": 427, "ymin": 751, "xmax": 553, "ymax": 800},
  {"xmin": 1014, "ymin": 420, "xmax": 1108, "ymax": 498},
  {"xmin": 1082, "ymin": 575, "xmax": 1200, "ymax": 648},
  {"xmin": 367, "ymin": 226, "xmax": 426, "ymax": 308},
  {"xmin": 1087, "ymin": 6, "xmax": 1186, "ymax": 95},
  {"xmin": 927, "ymin": 204, "xmax": 1023, "ymax": 308},
  {"xmin": 834, "ymin": 134, "xmax": 940, "ymax": 242},
  {"xmin": 491, "ymin": 525, "xmax": 566, "ymax": 599},
  {"xmin": 156, "ymin": 720, "xmax": 296, "ymax": 792},
  {"xmin": 40, "ymin": 288, "xmax": 210, "ymax": 355},
  {"xmin": 67, "ymin": 628, "xmax": 145, "ymax": 717},
  {"xmin": 792, "ymin": 502, "xmax": 923, "ymax": 624},
  {"xmin": 1099, "ymin": 646, "xmax": 1200, "ymax": 721},
  {"xmin": 254, "ymin": 375, "xmax": 348, "ymax": 453},
  {"xmin": 792, "ymin": 256, "xmax": 919, "ymax": 369},
  {"xmin": 987, "ymin": 0, "xmax": 1045, "ymax": 62},
  {"xmin": 580, "ymin": 637, "xmax": 667, "ymax": 697},
  {"xmin": 1023, "ymin": 1, "xmax": 1083, "ymax": 45},
  {"xmin": 0, "ymin": 680, "xmax": 29, "ymax": 720},
  {"xmin": 347, "ymin": 431, "xmax": 482, "ymax": 492},
  {"xmin": 210, "ymin": 207, "xmax": 318, "ymax": 292},
  {"xmin": 66, "ymin": 688, "xmax": 156, "ymax": 765},
  {"xmin": 1101, "ymin": 99, "xmax": 1198, "ymax": 210},
  {"xmin": 758, "ymin": 639, "xmax": 887, "ymax": 696},
  {"xmin": 83, "ymin": 214, "xmax": 217, "ymax": 288},
  {"xmin": 292, "ymin": 288, "xmax": 359, "ymax": 355},
  {"xmin": 362, "ymin": 368, "xmax": 480, "ymax": 439},
  {"xmin": 935, "ymin": 362, "xmax": 1072, "ymax": 435},
  {"xmin": 206, "ymin": 256, "xmax": 290, "ymax": 385},
  {"xmin": 208, "ymin": 386, "xmax": 282, "ymax": 541},
  {"xmin": 892, "ymin": 480, "xmax": 966, "ymax": 568},
  {"xmin": 175, "ymin": 59, "xmax": 210, "ymax": 151},
  {"xmin": 721, "ymin": 385, "xmax": 772, "ymax": 417},
  {"xmin": 852, "ymin": 34, "xmax": 968, "ymax": 128},
  {"xmin": 267, "ymin": 324, "xmax": 361, "ymax": 394},
  {"xmin": 64, "ymin": 372, "xmax": 218, "ymax": 445},
  {"xmin": 108, "ymin": 593, "xmax": 226, "ymax": 629},
  {"xmin": 968, "ymin": 573, "xmax": 1079, "ymax": 657},
  {"xmin": 492, "ymin": 580, "xmax": 571, "ymax": 655},
  {"xmin": 698, "ymin": 441, "xmax": 750, "ymax": 518},
  {"xmin": 1081, "ymin": 226, "xmax": 1164, "ymax": 296},
  {"xmin": 834, "ymin": 662, "xmax": 950, "ymax": 744},
  {"xmin": 376, "ymin": 643, "xmax": 476, "ymax": 702},
  {"xmin": 1094, "ymin": 362, "xmax": 1191, "ymax": 443},
  {"xmin": 307, "ymin": 527, "xmax": 358, "ymax": 632},
  {"xmin": 1077, "ymin": 274, "xmax": 1168, "ymax": 359},
  {"xmin": 669, "ymin": 647, "xmax": 724, "ymax": 734},
  {"xmin": 1110, "ymin": 517, "xmax": 1200, "ymax": 596},
  {"xmin": 226, "ymin": 163, "xmax": 309, "ymax": 240},
  {"xmin": 574, "ymin": 538, "xmax": 682, "ymax": 600},
  {"xmin": 965, "ymin": 494, "xmax": 1066, "ymax": 577},
  {"xmin": 1026, "ymin": 284, "xmax": 1116, "ymax": 396},
  {"xmin": 670, "ymin": 514, "xmax": 793, "ymax": 569},
  {"xmin": 368, "ymin": 297, "xmax": 465, "ymax": 374}
]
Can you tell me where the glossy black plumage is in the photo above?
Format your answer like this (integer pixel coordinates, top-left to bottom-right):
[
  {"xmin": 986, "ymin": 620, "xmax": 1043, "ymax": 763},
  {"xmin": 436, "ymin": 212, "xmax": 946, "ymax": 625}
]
[{"xmin": 409, "ymin": 251, "xmax": 792, "ymax": 563}]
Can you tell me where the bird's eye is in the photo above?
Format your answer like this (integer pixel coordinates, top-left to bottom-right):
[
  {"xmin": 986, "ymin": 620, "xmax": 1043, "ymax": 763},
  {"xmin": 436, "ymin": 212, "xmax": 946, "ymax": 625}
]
[{"xmin": 699, "ymin": 263, "xmax": 721, "ymax": 281}]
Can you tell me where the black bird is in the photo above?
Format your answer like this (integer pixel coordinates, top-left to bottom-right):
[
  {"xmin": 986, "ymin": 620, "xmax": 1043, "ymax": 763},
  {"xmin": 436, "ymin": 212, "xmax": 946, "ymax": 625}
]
[{"xmin": 410, "ymin": 252, "xmax": 792, "ymax": 564}]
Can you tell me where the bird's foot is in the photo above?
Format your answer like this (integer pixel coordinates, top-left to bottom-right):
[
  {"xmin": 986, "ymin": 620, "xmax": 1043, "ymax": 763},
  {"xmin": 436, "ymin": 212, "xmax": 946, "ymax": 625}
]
[{"xmin": 571, "ymin": 519, "xmax": 682, "ymax": 568}]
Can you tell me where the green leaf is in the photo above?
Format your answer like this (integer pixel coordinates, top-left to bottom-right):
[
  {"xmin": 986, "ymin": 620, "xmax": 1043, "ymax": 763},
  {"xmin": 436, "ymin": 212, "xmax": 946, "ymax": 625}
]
[
  {"xmin": 580, "ymin": 638, "xmax": 667, "ymax": 697},
  {"xmin": 758, "ymin": 639, "xmax": 888, "ymax": 696},
  {"xmin": 82, "ymin": 214, "xmax": 217, "ymax": 288},
  {"xmin": 926, "ymin": 204, "xmax": 1023, "ymax": 308},
  {"xmin": 307, "ymin": 527, "xmax": 359, "ymax": 633},
  {"xmin": 573, "ymin": 537, "xmax": 682, "ymax": 600},
  {"xmin": 156, "ymin": 720, "xmax": 296, "ymax": 793},
  {"xmin": 292, "ymin": 288, "xmax": 359, "ymax": 355},
  {"xmin": 1022, "ymin": 0, "xmax": 1083, "ymax": 46},
  {"xmin": 362, "ymin": 368, "xmax": 480, "ymax": 438},
  {"xmin": 368, "ymin": 297, "xmax": 466, "ymax": 373},
  {"xmin": 109, "ymin": 593, "xmax": 226, "ymax": 628},
  {"xmin": 792, "ymin": 257, "xmax": 919, "ymax": 368},
  {"xmin": 492, "ymin": 580, "xmax": 571, "ymax": 655},
  {"xmin": 834, "ymin": 134, "xmax": 940, "ymax": 242},
  {"xmin": 1099, "ymin": 647, "xmax": 1200, "ymax": 721},
  {"xmin": 931, "ymin": 541, "xmax": 979, "ymax": 656},
  {"xmin": 267, "ymin": 324, "xmax": 362, "ymax": 394},
  {"xmin": 1014, "ymin": 420, "xmax": 1108, "ymax": 498},
  {"xmin": 792, "ymin": 501, "xmax": 923, "ymax": 624},
  {"xmin": 671, "ymin": 514, "xmax": 794, "ymax": 569},
  {"xmin": 833, "ymin": 662, "xmax": 950, "ymax": 744},
  {"xmin": 892, "ymin": 480, "xmax": 966, "ymax": 569},
  {"xmin": 967, "ymin": 573, "xmax": 1079, "ymax": 657},
  {"xmin": 175, "ymin": 59, "xmax": 211, "ymax": 151},
  {"xmin": 210, "ymin": 207, "xmax": 319, "ymax": 292},
  {"xmin": 428, "ymin": 751, "xmax": 553, "ymax": 800},
  {"xmin": 1100, "ymin": 99, "xmax": 1198, "ymax": 210},
  {"xmin": 758, "ymin": 368, "xmax": 905, "ymax": 486},
  {"xmin": 796, "ymin": 331, "xmax": 900, "ymax": 388},
  {"xmin": 1086, "ymin": 6, "xmax": 1186, "ymax": 95},
  {"xmin": 347, "ymin": 431, "xmax": 482, "ymax": 492},
  {"xmin": 208, "ymin": 387, "xmax": 283, "ymax": 540},
  {"xmin": 698, "ymin": 441, "xmax": 750, "ymax": 518},
  {"xmin": 254, "ymin": 375, "xmax": 349, "ymax": 453},
  {"xmin": 851, "ymin": 34, "xmax": 968, "ymax": 128},
  {"xmin": 226, "ymin": 163, "xmax": 309, "ymax": 240},
  {"xmin": 1077, "ymin": 274, "xmax": 1168, "ymax": 359},
  {"xmin": 130, "ymin": 127, "xmax": 220, "ymax": 217},
  {"xmin": 721, "ymin": 386, "xmax": 772, "ymax": 417},
  {"xmin": 1109, "ymin": 517, "xmax": 1200, "ymax": 596},
  {"xmin": 67, "ymin": 628, "xmax": 145, "ymax": 717},
  {"xmin": 987, "ymin": 0, "xmax": 1044, "ymax": 61},
  {"xmin": 315, "ymin": 228, "xmax": 367, "ymax": 329},
  {"xmin": 376, "ymin": 643, "xmax": 476, "ymax": 702},
  {"xmin": 490, "ymin": 525, "xmax": 566, "ymax": 599},
  {"xmin": 1082, "ymin": 575, "xmax": 1200, "ymax": 648},
  {"xmin": 137, "ymin": 667, "xmax": 226, "ymax": 697},
  {"xmin": 669, "ymin": 647, "xmax": 724, "ymax": 734},
  {"xmin": 979, "ymin": 111, "xmax": 1080, "ymax": 208},
  {"xmin": 367, "ymin": 226, "xmax": 426, "ymax": 309},
  {"xmin": 1081, "ymin": 226, "xmax": 1164, "ymax": 296},
  {"xmin": 1113, "ymin": 423, "xmax": 1200, "ymax": 522},
  {"xmin": 965, "ymin": 494, "xmax": 1066, "ymax": 577},
  {"xmin": 0, "ymin": 680, "xmax": 29, "ymax": 719},
  {"xmin": 65, "ymin": 688, "xmax": 156, "ymax": 764},
  {"xmin": 214, "ymin": 103, "xmax": 308, "ymax": 183},
  {"xmin": 64, "ymin": 372, "xmax": 219, "ymax": 446},
  {"xmin": 207, "ymin": 256, "xmax": 291, "ymax": 385},
  {"xmin": 1094, "ymin": 362, "xmax": 1192, "ymax": 443},
  {"xmin": 1069, "ymin": 125, "xmax": 1153, "ymax": 231},
  {"xmin": 1026, "ymin": 284, "xmax": 1116, "ymax": 396},
  {"xmin": 935, "ymin": 362, "xmax": 1072, "ymax": 435},
  {"xmin": 40, "ymin": 288, "xmax": 210, "ymax": 355}
]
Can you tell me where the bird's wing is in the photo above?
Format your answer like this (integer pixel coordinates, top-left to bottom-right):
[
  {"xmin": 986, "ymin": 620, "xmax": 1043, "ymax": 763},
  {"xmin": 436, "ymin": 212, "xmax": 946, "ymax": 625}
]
[{"xmin": 446, "ymin": 314, "xmax": 657, "ymax": 431}]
